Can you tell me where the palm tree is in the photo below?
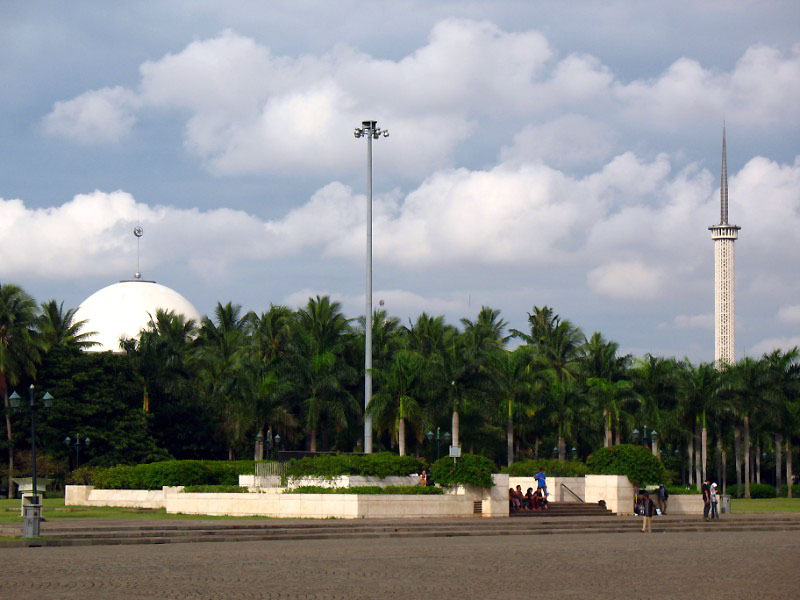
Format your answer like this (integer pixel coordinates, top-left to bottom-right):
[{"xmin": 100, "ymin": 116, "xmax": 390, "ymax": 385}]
[
  {"xmin": 290, "ymin": 296, "xmax": 357, "ymax": 452},
  {"xmin": 194, "ymin": 302, "xmax": 248, "ymax": 459},
  {"xmin": 513, "ymin": 306, "xmax": 583, "ymax": 460},
  {"xmin": 123, "ymin": 308, "xmax": 197, "ymax": 413},
  {"xmin": 367, "ymin": 349, "xmax": 428, "ymax": 455},
  {"xmin": 581, "ymin": 332, "xmax": 633, "ymax": 448},
  {"xmin": 243, "ymin": 305, "xmax": 296, "ymax": 458},
  {"xmin": 452, "ymin": 307, "xmax": 508, "ymax": 449},
  {"xmin": 37, "ymin": 300, "xmax": 98, "ymax": 351},
  {"xmin": 725, "ymin": 357, "xmax": 768, "ymax": 498},
  {"xmin": 677, "ymin": 361, "xmax": 720, "ymax": 487},
  {"xmin": 1, "ymin": 283, "xmax": 41, "ymax": 498},
  {"xmin": 763, "ymin": 348, "xmax": 800, "ymax": 495},
  {"xmin": 489, "ymin": 346, "xmax": 537, "ymax": 465}
]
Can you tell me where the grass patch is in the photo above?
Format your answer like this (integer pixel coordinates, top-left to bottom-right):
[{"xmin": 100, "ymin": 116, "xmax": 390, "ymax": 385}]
[
  {"xmin": 731, "ymin": 498, "xmax": 800, "ymax": 513},
  {"xmin": 0, "ymin": 498, "xmax": 271, "ymax": 522}
]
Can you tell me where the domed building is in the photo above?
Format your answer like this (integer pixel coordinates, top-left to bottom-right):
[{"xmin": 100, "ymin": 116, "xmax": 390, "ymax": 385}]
[{"xmin": 74, "ymin": 273, "xmax": 202, "ymax": 352}]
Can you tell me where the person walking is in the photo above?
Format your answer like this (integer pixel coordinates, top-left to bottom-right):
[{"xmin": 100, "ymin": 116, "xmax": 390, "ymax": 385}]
[
  {"xmin": 710, "ymin": 482, "xmax": 719, "ymax": 520},
  {"xmin": 640, "ymin": 491, "xmax": 655, "ymax": 533},
  {"xmin": 657, "ymin": 484, "xmax": 669, "ymax": 515},
  {"xmin": 702, "ymin": 478, "xmax": 712, "ymax": 521}
]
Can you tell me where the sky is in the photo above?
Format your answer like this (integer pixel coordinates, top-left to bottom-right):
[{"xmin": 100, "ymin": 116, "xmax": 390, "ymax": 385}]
[{"xmin": 1, "ymin": 1, "xmax": 799, "ymax": 362}]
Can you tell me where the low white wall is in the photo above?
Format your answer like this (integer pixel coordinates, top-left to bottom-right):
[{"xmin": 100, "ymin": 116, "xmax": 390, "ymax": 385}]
[
  {"xmin": 167, "ymin": 492, "xmax": 475, "ymax": 519},
  {"xmin": 65, "ymin": 485, "xmax": 183, "ymax": 509},
  {"xmin": 584, "ymin": 475, "xmax": 635, "ymax": 515},
  {"xmin": 663, "ymin": 494, "xmax": 704, "ymax": 515}
]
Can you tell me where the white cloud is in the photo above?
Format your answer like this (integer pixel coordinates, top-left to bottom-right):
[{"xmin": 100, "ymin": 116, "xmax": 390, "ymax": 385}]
[
  {"xmin": 750, "ymin": 335, "xmax": 800, "ymax": 357},
  {"xmin": 672, "ymin": 314, "xmax": 714, "ymax": 330},
  {"xmin": 499, "ymin": 114, "xmax": 618, "ymax": 168},
  {"xmin": 283, "ymin": 288, "xmax": 466, "ymax": 321},
  {"xmin": 2, "ymin": 151, "xmax": 798, "ymax": 314},
  {"xmin": 777, "ymin": 304, "xmax": 800, "ymax": 325},
  {"xmin": 40, "ymin": 23, "xmax": 800, "ymax": 173},
  {"xmin": 587, "ymin": 260, "xmax": 663, "ymax": 300},
  {"xmin": 41, "ymin": 86, "xmax": 139, "ymax": 144}
]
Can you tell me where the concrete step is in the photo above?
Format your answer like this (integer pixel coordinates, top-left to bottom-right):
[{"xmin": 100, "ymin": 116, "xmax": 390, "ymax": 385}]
[{"xmin": 5, "ymin": 514, "xmax": 800, "ymax": 548}]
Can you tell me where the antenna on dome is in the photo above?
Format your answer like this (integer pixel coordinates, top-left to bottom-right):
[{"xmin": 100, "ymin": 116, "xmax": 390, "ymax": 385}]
[{"xmin": 133, "ymin": 226, "xmax": 143, "ymax": 279}]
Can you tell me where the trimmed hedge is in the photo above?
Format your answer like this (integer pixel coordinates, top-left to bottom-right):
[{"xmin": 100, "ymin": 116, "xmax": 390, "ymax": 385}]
[
  {"xmin": 726, "ymin": 483, "xmax": 778, "ymax": 498},
  {"xmin": 779, "ymin": 483, "xmax": 800, "ymax": 497},
  {"xmin": 501, "ymin": 458, "xmax": 588, "ymax": 477},
  {"xmin": 286, "ymin": 485, "xmax": 443, "ymax": 495},
  {"xmin": 183, "ymin": 485, "xmax": 248, "ymax": 493},
  {"xmin": 91, "ymin": 460, "xmax": 254, "ymax": 490},
  {"xmin": 665, "ymin": 486, "xmax": 701, "ymax": 495},
  {"xmin": 586, "ymin": 444, "xmax": 666, "ymax": 486},
  {"xmin": 430, "ymin": 453, "xmax": 496, "ymax": 489},
  {"xmin": 285, "ymin": 453, "xmax": 425, "ymax": 479}
]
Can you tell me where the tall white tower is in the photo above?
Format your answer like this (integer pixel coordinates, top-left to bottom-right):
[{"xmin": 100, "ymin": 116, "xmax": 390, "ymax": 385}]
[{"xmin": 709, "ymin": 127, "xmax": 741, "ymax": 366}]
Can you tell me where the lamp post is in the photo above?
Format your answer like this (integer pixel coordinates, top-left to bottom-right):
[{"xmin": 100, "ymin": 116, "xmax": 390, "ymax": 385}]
[
  {"xmin": 354, "ymin": 120, "xmax": 389, "ymax": 455},
  {"xmin": 64, "ymin": 434, "xmax": 90, "ymax": 470},
  {"xmin": 632, "ymin": 428, "xmax": 640, "ymax": 444},
  {"xmin": 255, "ymin": 431, "xmax": 264, "ymax": 461},
  {"xmin": 9, "ymin": 385, "xmax": 53, "ymax": 538},
  {"xmin": 273, "ymin": 434, "xmax": 281, "ymax": 460},
  {"xmin": 426, "ymin": 427, "xmax": 451, "ymax": 460},
  {"xmin": 650, "ymin": 430, "xmax": 659, "ymax": 457}
]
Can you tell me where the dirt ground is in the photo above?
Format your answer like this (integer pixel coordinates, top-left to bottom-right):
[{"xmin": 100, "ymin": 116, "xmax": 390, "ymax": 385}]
[{"xmin": 0, "ymin": 529, "xmax": 798, "ymax": 599}]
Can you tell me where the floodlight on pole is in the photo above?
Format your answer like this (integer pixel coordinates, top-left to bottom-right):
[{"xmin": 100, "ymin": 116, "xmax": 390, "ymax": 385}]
[{"xmin": 354, "ymin": 120, "xmax": 389, "ymax": 455}]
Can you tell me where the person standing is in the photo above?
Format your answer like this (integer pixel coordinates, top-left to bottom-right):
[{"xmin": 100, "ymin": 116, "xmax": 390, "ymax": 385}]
[
  {"xmin": 640, "ymin": 491, "xmax": 655, "ymax": 533},
  {"xmin": 535, "ymin": 468, "xmax": 548, "ymax": 499},
  {"xmin": 710, "ymin": 482, "xmax": 719, "ymax": 519},
  {"xmin": 702, "ymin": 478, "xmax": 712, "ymax": 521},
  {"xmin": 657, "ymin": 484, "xmax": 669, "ymax": 515}
]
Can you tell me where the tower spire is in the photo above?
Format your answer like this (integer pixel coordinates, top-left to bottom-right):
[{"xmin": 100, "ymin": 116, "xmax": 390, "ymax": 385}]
[{"xmin": 720, "ymin": 124, "xmax": 728, "ymax": 224}]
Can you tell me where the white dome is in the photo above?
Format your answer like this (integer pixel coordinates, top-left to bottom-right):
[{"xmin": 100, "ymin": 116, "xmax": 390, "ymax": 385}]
[{"xmin": 74, "ymin": 279, "xmax": 202, "ymax": 352}]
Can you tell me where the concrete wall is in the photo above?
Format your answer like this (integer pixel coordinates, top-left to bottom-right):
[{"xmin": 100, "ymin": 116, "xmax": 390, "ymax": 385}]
[
  {"xmin": 65, "ymin": 485, "xmax": 479, "ymax": 519},
  {"xmin": 168, "ymin": 492, "xmax": 475, "ymax": 518},
  {"xmin": 65, "ymin": 485, "xmax": 183, "ymax": 509},
  {"xmin": 584, "ymin": 475, "xmax": 635, "ymax": 515},
  {"xmin": 662, "ymin": 494, "xmax": 704, "ymax": 515}
]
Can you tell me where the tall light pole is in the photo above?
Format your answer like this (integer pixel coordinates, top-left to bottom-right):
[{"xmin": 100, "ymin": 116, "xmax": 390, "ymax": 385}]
[
  {"xmin": 354, "ymin": 120, "xmax": 388, "ymax": 454},
  {"xmin": 10, "ymin": 385, "xmax": 53, "ymax": 538}
]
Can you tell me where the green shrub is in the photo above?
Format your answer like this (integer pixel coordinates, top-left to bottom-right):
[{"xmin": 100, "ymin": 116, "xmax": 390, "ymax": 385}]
[
  {"xmin": 90, "ymin": 460, "xmax": 253, "ymax": 490},
  {"xmin": 67, "ymin": 465, "xmax": 101, "ymax": 485},
  {"xmin": 286, "ymin": 485, "xmax": 443, "ymax": 495},
  {"xmin": 586, "ymin": 444, "xmax": 666, "ymax": 486},
  {"xmin": 285, "ymin": 453, "xmax": 425, "ymax": 479},
  {"xmin": 430, "ymin": 453, "xmax": 496, "ymax": 489},
  {"xmin": 501, "ymin": 458, "xmax": 588, "ymax": 477},
  {"xmin": 665, "ymin": 486, "xmax": 701, "ymax": 495},
  {"xmin": 183, "ymin": 485, "xmax": 248, "ymax": 493},
  {"xmin": 779, "ymin": 483, "xmax": 800, "ymax": 497},
  {"xmin": 726, "ymin": 483, "xmax": 778, "ymax": 498}
]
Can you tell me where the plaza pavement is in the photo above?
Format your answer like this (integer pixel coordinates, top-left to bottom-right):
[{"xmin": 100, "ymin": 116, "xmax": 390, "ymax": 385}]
[{"xmin": 0, "ymin": 521, "xmax": 798, "ymax": 599}]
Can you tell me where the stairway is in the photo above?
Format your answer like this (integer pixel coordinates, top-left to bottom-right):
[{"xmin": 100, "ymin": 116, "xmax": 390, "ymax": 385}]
[
  {"xmin": 510, "ymin": 501, "xmax": 614, "ymax": 518},
  {"xmin": 3, "ymin": 513, "xmax": 799, "ymax": 548}
]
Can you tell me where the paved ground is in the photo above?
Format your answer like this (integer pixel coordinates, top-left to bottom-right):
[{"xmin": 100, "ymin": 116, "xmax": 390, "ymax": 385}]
[{"xmin": 1, "ymin": 527, "xmax": 798, "ymax": 599}]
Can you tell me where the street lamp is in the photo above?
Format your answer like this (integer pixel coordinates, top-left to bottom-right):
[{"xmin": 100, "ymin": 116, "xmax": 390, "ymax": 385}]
[
  {"xmin": 9, "ymin": 385, "xmax": 53, "ymax": 538},
  {"xmin": 632, "ymin": 428, "xmax": 640, "ymax": 444},
  {"xmin": 650, "ymin": 430, "xmax": 659, "ymax": 457},
  {"xmin": 64, "ymin": 433, "xmax": 90, "ymax": 470},
  {"xmin": 255, "ymin": 431, "xmax": 264, "ymax": 461},
  {"xmin": 354, "ymin": 119, "xmax": 389, "ymax": 455},
  {"xmin": 426, "ymin": 427, "xmax": 451, "ymax": 460}
]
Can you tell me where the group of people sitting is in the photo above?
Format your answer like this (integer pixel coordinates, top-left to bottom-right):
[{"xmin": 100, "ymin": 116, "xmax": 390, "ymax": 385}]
[{"xmin": 509, "ymin": 485, "xmax": 548, "ymax": 512}]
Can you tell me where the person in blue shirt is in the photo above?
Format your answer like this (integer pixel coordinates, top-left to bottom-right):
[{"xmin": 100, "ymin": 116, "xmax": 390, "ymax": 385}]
[{"xmin": 535, "ymin": 469, "xmax": 548, "ymax": 498}]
